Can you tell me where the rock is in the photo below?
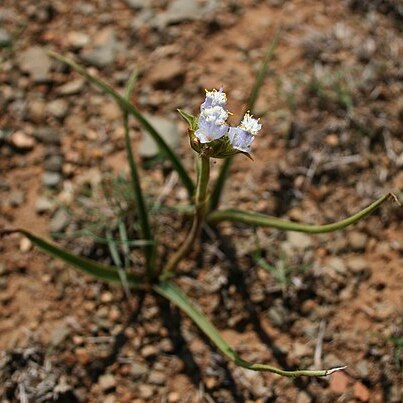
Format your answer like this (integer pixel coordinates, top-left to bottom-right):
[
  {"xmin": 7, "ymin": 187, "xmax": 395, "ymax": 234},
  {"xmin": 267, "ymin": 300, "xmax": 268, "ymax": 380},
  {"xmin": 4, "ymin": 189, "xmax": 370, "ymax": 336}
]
[
  {"xmin": 33, "ymin": 127, "xmax": 62, "ymax": 144},
  {"xmin": 20, "ymin": 237, "xmax": 32, "ymax": 252},
  {"xmin": 131, "ymin": 362, "xmax": 148, "ymax": 379},
  {"xmin": 50, "ymin": 209, "xmax": 70, "ymax": 232},
  {"xmin": 125, "ymin": 0, "xmax": 143, "ymax": 9},
  {"xmin": 353, "ymin": 381, "xmax": 370, "ymax": 402},
  {"xmin": 44, "ymin": 155, "xmax": 63, "ymax": 172},
  {"xmin": 327, "ymin": 257, "xmax": 347, "ymax": 274},
  {"xmin": 268, "ymin": 303, "xmax": 289, "ymax": 328},
  {"xmin": 102, "ymin": 395, "xmax": 116, "ymax": 403},
  {"xmin": 66, "ymin": 32, "xmax": 90, "ymax": 49},
  {"xmin": 348, "ymin": 231, "xmax": 368, "ymax": 251},
  {"xmin": 373, "ymin": 302, "xmax": 395, "ymax": 321},
  {"xmin": 10, "ymin": 131, "xmax": 36, "ymax": 150},
  {"xmin": 141, "ymin": 344, "xmax": 158, "ymax": 358},
  {"xmin": 329, "ymin": 370, "xmax": 350, "ymax": 394},
  {"xmin": 346, "ymin": 257, "xmax": 368, "ymax": 274},
  {"xmin": 75, "ymin": 347, "xmax": 90, "ymax": 365},
  {"xmin": 43, "ymin": 172, "xmax": 62, "ymax": 188},
  {"xmin": 168, "ymin": 392, "xmax": 180, "ymax": 403},
  {"xmin": 138, "ymin": 385, "xmax": 154, "ymax": 399},
  {"xmin": 0, "ymin": 28, "xmax": 12, "ymax": 47},
  {"xmin": 323, "ymin": 353, "xmax": 345, "ymax": 369},
  {"xmin": 355, "ymin": 360, "xmax": 369, "ymax": 378},
  {"xmin": 51, "ymin": 322, "xmax": 71, "ymax": 346},
  {"xmin": 286, "ymin": 231, "xmax": 313, "ymax": 250},
  {"xmin": 35, "ymin": 196, "xmax": 55, "ymax": 214},
  {"xmin": 139, "ymin": 115, "xmax": 180, "ymax": 158},
  {"xmin": 148, "ymin": 59, "xmax": 185, "ymax": 90},
  {"xmin": 164, "ymin": 0, "xmax": 202, "ymax": 24},
  {"xmin": 148, "ymin": 370, "xmax": 165, "ymax": 385},
  {"xmin": 296, "ymin": 391, "xmax": 312, "ymax": 403},
  {"xmin": 57, "ymin": 78, "xmax": 85, "ymax": 96},
  {"xmin": 81, "ymin": 28, "xmax": 118, "ymax": 67},
  {"xmin": 132, "ymin": 8, "xmax": 154, "ymax": 31},
  {"xmin": 98, "ymin": 374, "xmax": 116, "ymax": 392},
  {"xmin": 292, "ymin": 342, "xmax": 311, "ymax": 359},
  {"xmin": 18, "ymin": 46, "xmax": 52, "ymax": 82},
  {"xmin": 47, "ymin": 99, "xmax": 69, "ymax": 119},
  {"xmin": 28, "ymin": 98, "xmax": 47, "ymax": 122}
]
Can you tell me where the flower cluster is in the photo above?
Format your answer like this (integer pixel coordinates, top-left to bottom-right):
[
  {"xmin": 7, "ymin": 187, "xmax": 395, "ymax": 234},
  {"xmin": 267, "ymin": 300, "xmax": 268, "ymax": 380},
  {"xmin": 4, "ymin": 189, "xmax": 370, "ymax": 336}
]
[{"xmin": 194, "ymin": 89, "xmax": 262, "ymax": 155}]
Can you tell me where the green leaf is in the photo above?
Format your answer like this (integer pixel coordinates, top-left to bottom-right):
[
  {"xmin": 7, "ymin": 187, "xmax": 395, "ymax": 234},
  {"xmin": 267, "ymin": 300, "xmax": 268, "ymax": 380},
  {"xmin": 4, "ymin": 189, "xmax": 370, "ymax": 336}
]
[
  {"xmin": 209, "ymin": 31, "xmax": 280, "ymax": 212},
  {"xmin": 1, "ymin": 229, "xmax": 142, "ymax": 288},
  {"xmin": 123, "ymin": 69, "xmax": 156, "ymax": 277},
  {"xmin": 207, "ymin": 193, "xmax": 394, "ymax": 233},
  {"xmin": 177, "ymin": 109, "xmax": 197, "ymax": 131},
  {"xmin": 155, "ymin": 281, "xmax": 346, "ymax": 377},
  {"xmin": 48, "ymin": 51, "xmax": 194, "ymax": 198}
]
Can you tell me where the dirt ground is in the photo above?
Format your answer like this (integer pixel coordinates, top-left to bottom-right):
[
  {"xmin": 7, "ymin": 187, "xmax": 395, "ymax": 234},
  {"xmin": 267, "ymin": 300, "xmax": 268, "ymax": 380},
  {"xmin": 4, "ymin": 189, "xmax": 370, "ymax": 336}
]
[{"xmin": 1, "ymin": 0, "xmax": 402, "ymax": 402}]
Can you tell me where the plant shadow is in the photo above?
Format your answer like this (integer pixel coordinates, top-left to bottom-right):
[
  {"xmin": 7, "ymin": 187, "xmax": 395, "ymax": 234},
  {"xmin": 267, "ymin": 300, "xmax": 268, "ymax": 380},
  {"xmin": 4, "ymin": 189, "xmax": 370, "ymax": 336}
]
[
  {"xmin": 86, "ymin": 290, "xmax": 146, "ymax": 382},
  {"xmin": 214, "ymin": 229, "xmax": 316, "ymax": 398},
  {"xmin": 156, "ymin": 294, "xmax": 245, "ymax": 402}
]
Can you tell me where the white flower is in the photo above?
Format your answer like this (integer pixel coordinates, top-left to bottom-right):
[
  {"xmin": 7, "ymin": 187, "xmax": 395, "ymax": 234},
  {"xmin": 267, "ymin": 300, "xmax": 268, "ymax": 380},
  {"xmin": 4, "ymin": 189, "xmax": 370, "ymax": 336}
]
[
  {"xmin": 228, "ymin": 113, "xmax": 262, "ymax": 153},
  {"xmin": 201, "ymin": 88, "xmax": 227, "ymax": 110},
  {"xmin": 195, "ymin": 89, "xmax": 229, "ymax": 144},
  {"xmin": 239, "ymin": 112, "xmax": 262, "ymax": 136}
]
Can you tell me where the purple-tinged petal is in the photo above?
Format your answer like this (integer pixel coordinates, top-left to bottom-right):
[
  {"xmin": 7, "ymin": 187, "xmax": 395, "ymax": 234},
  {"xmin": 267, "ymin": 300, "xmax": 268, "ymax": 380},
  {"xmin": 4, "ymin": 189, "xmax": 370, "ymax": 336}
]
[
  {"xmin": 228, "ymin": 127, "xmax": 255, "ymax": 153},
  {"xmin": 201, "ymin": 89, "xmax": 227, "ymax": 111},
  {"xmin": 195, "ymin": 115, "xmax": 229, "ymax": 143}
]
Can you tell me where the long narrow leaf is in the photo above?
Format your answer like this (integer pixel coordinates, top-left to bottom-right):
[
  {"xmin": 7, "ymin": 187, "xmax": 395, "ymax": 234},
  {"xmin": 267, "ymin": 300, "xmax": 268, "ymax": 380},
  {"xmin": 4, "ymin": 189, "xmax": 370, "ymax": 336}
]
[
  {"xmin": 155, "ymin": 281, "xmax": 345, "ymax": 377},
  {"xmin": 209, "ymin": 32, "xmax": 280, "ymax": 212},
  {"xmin": 108, "ymin": 225, "xmax": 132, "ymax": 299},
  {"xmin": 207, "ymin": 193, "xmax": 394, "ymax": 233},
  {"xmin": 123, "ymin": 70, "xmax": 155, "ymax": 276},
  {"xmin": 1, "ymin": 229, "xmax": 142, "ymax": 288},
  {"xmin": 48, "ymin": 51, "xmax": 194, "ymax": 197}
]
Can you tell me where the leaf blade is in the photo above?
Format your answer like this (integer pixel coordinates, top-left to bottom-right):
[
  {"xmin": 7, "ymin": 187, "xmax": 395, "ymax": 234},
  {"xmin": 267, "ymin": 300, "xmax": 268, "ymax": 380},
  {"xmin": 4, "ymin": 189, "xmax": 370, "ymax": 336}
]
[
  {"xmin": 48, "ymin": 51, "xmax": 195, "ymax": 197},
  {"xmin": 207, "ymin": 193, "xmax": 394, "ymax": 233},
  {"xmin": 1, "ymin": 229, "xmax": 142, "ymax": 287},
  {"xmin": 155, "ymin": 281, "xmax": 345, "ymax": 377},
  {"xmin": 209, "ymin": 31, "xmax": 280, "ymax": 211},
  {"xmin": 123, "ymin": 69, "xmax": 156, "ymax": 276}
]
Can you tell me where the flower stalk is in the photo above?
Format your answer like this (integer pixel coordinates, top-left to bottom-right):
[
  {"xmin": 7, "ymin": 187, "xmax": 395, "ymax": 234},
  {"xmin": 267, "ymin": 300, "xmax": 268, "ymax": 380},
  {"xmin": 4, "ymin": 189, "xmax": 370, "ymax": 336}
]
[{"xmin": 161, "ymin": 156, "xmax": 210, "ymax": 279}]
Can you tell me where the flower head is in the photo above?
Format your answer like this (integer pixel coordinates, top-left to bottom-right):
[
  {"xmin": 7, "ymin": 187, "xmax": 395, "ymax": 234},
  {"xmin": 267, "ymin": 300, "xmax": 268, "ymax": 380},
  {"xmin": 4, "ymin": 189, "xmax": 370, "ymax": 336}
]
[
  {"xmin": 240, "ymin": 112, "xmax": 262, "ymax": 135},
  {"xmin": 201, "ymin": 88, "xmax": 227, "ymax": 110},
  {"xmin": 195, "ymin": 89, "xmax": 229, "ymax": 144},
  {"xmin": 188, "ymin": 90, "xmax": 262, "ymax": 155},
  {"xmin": 228, "ymin": 112, "xmax": 261, "ymax": 153}
]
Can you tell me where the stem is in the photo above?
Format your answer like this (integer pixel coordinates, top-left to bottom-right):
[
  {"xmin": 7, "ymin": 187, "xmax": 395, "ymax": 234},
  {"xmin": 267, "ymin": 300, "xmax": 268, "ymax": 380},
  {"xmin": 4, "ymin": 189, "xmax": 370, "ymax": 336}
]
[{"xmin": 161, "ymin": 156, "xmax": 210, "ymax": 279}]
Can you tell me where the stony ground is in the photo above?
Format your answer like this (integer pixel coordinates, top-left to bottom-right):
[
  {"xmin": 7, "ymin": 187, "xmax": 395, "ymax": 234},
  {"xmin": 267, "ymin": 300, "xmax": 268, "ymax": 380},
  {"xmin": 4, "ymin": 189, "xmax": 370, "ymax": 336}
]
[{"xmin": 1, "ymin": 0, "xmax": 402, "ymax": 402}]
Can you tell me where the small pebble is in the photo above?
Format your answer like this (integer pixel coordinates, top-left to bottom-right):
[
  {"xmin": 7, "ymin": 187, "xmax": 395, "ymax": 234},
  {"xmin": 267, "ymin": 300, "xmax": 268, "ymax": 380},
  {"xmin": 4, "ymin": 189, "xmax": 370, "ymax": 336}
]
[
  {"xmin": 43, "ymin": 172, "xmax": 62, "ymax": 188},
  {"xmin": 44, "ymin": 155, "xmax": 63, "ymax": 172},
  {"xmin": 20, "ymin": 237, "xmax": 32, "ymax": 252},
  {"xmin": 0, "ymin": 28, "xmax": 12, "ymax": 47},
  {"xmin": 35, "ymin": 196, "xmax": 55, "ymax": 214},
  {"xmin": 98, "ymin": 374, "xmax": 116, "ymax": 392},
  {"xmin": 50, "ymin": 208, "xmax": 70, "ymax": 232},
  {"xmin": 10, "ymin": 131, "xmax": 36, "ymax": 150},
  {"xmin": 148, "ymin": 370, "xmax": 166, "ymax": 385},
  {"xmin": 47, "ymin": 99, "xmax": 69, "ymax": 119}
]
